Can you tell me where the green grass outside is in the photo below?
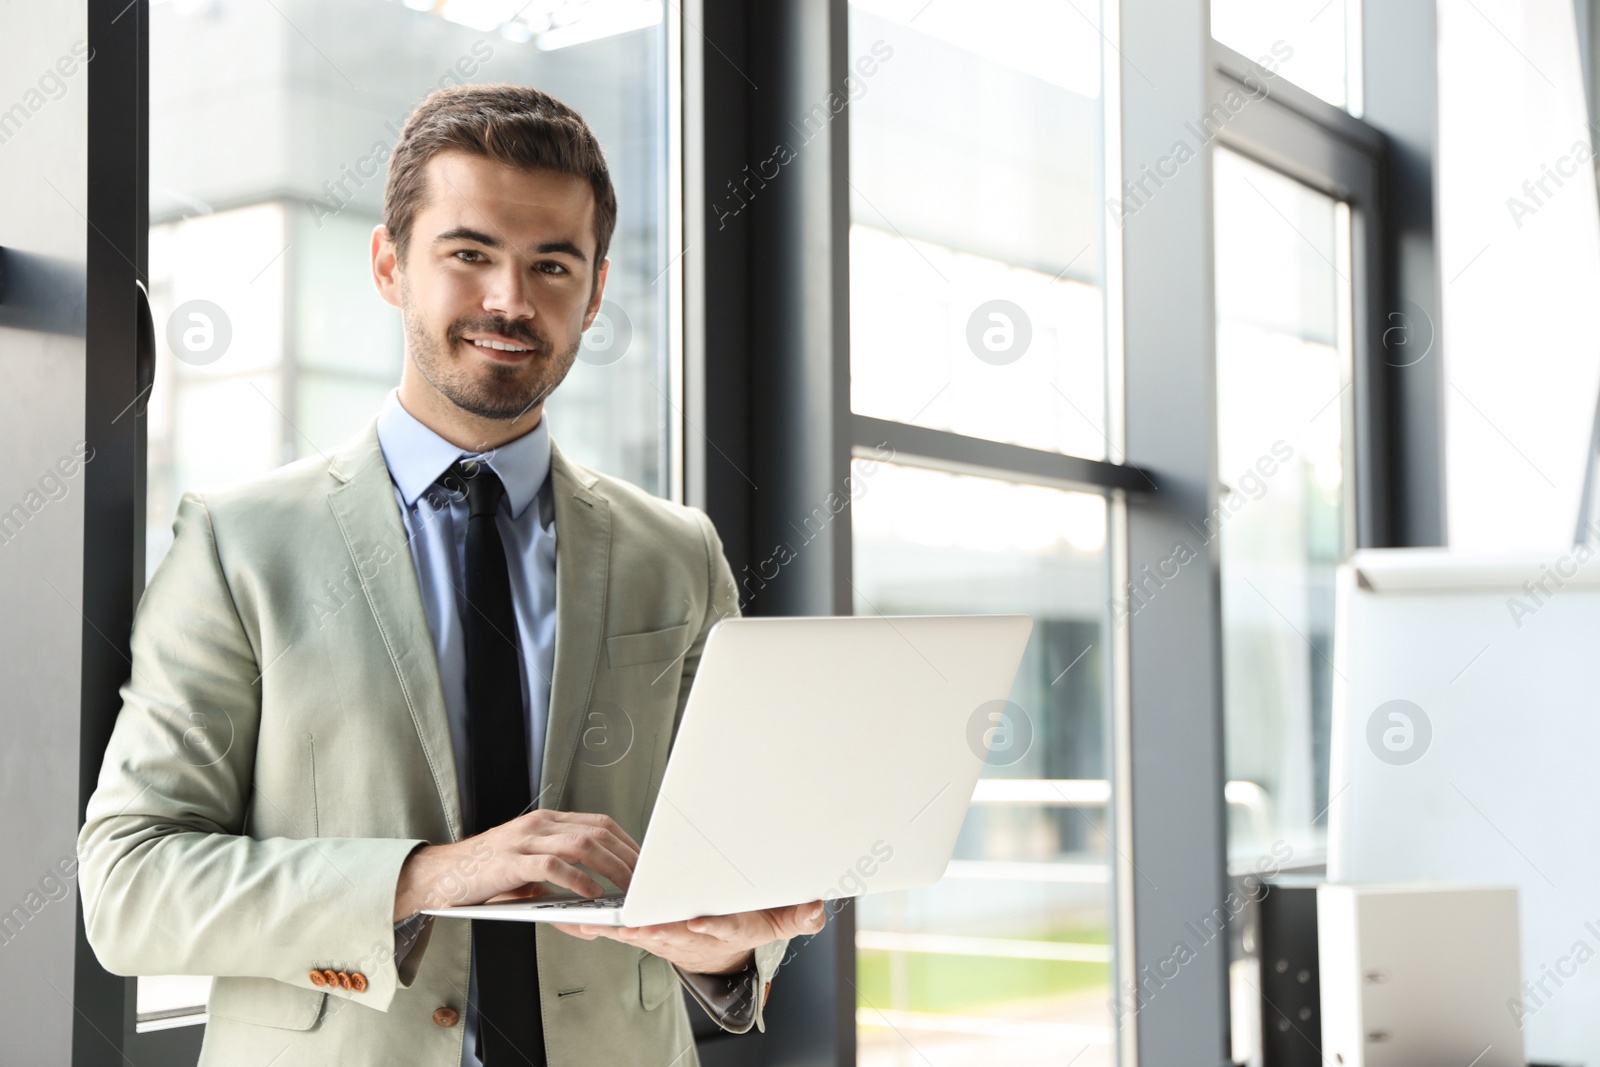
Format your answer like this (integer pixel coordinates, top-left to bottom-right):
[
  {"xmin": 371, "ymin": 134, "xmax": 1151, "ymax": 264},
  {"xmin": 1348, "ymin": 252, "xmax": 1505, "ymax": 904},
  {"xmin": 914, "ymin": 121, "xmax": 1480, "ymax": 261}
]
[{"xmin": 856, "ymin": 924, "xmax": 1111, "ymax": 1016}]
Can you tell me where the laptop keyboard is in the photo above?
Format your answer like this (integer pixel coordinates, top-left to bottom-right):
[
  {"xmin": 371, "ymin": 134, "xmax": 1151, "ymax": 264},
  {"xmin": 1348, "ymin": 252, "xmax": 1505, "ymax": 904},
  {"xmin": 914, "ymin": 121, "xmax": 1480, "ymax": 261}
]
[{"xmin": 527, "ymin": 896, "xmax": 625, "ymax": 909}]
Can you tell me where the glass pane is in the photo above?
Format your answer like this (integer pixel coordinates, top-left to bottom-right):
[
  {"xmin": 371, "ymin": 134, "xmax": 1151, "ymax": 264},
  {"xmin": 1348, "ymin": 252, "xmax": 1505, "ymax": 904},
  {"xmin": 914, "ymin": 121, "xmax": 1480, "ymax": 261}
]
[
  {"xmin": 143, "ymin": 0, "xmax": 674, "ymax": 1016},
  {"xmin": 852, "ymin": 459, "xmax": 1114, "ymax": 1066},
  {"xmin": 1213, "ymin": 147, "xmax": 1351, "ymax": 863},
  {"xmin": 1214, "ymin": 148, "xmax": 1352, "ymax": 1064},
  {"xmin": 848, "ymin": 0, "xmax": 1111, "ymax": 460},
  {"xmin": 1210, "ymin": 0, "xmax": 1360, "ymax": 113}
]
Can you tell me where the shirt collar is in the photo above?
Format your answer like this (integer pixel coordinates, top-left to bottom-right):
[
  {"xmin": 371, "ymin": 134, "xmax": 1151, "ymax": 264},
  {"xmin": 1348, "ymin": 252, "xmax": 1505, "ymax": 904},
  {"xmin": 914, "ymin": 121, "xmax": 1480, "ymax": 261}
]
[{"xmin": 375, "ymin": 387, "xmax": 551, "ymax": 522}]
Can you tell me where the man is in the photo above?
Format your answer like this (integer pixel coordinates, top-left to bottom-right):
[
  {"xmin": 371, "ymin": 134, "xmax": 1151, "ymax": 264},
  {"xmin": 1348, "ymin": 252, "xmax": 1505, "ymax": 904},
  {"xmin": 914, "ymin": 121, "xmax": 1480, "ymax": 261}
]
[{"xmin": 77, "ymin": 83, "xmax": 823, "ymax": 1067}]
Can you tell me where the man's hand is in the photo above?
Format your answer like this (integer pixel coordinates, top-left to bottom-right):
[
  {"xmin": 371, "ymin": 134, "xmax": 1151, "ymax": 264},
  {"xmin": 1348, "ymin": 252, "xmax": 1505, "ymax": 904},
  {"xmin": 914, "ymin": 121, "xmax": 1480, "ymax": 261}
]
[
  {"xmin": 553, "ymin": 900, "xmax": 827, "ymax": 975},
  {"xmin": 393, "ymin": 810, "xmax": 640, "ymax": 921}
]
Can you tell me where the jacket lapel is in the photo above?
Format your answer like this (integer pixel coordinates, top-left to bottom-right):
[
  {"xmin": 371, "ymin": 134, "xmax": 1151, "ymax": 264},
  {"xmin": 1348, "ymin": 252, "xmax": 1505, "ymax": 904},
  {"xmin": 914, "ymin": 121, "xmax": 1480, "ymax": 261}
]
[
  {"xmin": 538, "ymin": 440, "xmax": 612, "ymax": 812},
  {"xmin": 325, "ymin": 417, "xmax": 464, "ymax": 839}
]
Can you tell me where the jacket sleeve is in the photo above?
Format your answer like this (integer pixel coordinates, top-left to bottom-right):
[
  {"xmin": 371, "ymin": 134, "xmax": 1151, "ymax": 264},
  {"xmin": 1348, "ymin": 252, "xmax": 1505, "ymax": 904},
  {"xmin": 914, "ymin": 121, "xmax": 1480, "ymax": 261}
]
[
  {"xmin": 668, "ymin": 509, "xmax": 789, "ymax": 1034},
  {"xmin": 76, "ymin": 492, "xmax": 426, "ymax": 1012}
]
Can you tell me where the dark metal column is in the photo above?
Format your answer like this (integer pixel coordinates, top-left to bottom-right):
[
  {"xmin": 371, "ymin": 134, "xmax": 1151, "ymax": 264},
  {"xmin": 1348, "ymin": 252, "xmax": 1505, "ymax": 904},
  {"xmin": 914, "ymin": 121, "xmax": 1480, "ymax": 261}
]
[
  {"xmin": 76, "ymin": 0, "xmax": 172, "ymax": 1064},
  {"xmin": 685, "ymin": 0, "xmax": 854, "ymax": 1064},
  {"xmin": 1364, "ymin": 0, "xmax": 1447, "ymax": 547}
]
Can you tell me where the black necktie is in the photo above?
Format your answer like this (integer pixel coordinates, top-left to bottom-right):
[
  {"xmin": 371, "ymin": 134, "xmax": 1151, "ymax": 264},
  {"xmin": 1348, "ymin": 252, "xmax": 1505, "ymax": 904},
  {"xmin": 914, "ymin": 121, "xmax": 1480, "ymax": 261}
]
[{"xmin": 437, "ymin": 458, "xmax": 545, "ymax": 1067}]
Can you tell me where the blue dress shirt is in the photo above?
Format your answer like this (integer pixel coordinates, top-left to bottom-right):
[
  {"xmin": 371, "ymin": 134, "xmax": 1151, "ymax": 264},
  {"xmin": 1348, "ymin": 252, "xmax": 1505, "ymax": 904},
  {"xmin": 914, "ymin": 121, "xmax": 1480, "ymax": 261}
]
[{"xmin": 375, "ymin": 387, "xmax": 557, "ymax": 1067}]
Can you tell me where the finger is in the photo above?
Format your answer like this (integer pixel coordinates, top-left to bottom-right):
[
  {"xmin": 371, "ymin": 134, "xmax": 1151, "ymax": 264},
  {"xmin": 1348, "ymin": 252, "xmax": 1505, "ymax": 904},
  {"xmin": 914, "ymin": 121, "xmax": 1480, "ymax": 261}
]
[
  {"xmin": 544, "ymin": 811, "xmax": 643, "ymax": 854},
  {"xmin": 626, "ymin": 922, "xmax": 701, "ymax": 946},
  {"xmin": 780, "ymin": 902, "xmax": 832, "ymax": 934},
  {"xmin": 484, "ymin": 883, "xmax": 550, "ymax": 904},
  {"xmin": 515, "ymin": 854, "xmax": 606, "ymax": 898},
  {"xmin": 771, "ymin": 900, "xmax": 828, "ymax": 938},
  {"xmin": 550, "ymin": 922, "xmax": 599, "ymax": 940},
  {"xmin": 629, "ymin": 921, "xmax": 692, "ymax": 938},
  {"xmin": 683, "ymin": 913, "xmax": 747, "ymax": 941},
  {"xmin": 526, "ymin": 829, "xmax": 637, "ymax": 891},
  {"xmin": 555, "ymin": 822, "xmax": 642, "ymax": 869},
  {"xmin": 705, "ymin": 901, "xmax": 824, "ymax": 941}
]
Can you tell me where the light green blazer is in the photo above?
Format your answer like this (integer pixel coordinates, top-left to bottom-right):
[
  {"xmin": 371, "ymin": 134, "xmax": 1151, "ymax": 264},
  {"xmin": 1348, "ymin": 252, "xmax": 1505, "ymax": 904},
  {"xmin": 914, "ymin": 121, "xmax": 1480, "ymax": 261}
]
[{"xmin": 77, "ymin": 415, "xmax": 786, "ymax": 1066}]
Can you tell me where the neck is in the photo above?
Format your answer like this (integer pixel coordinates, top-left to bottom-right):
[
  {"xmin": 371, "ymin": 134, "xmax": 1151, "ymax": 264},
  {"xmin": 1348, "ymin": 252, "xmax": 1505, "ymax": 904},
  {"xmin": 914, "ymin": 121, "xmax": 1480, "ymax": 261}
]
[{"xmin": 396, "ymin": 363, "xmax": 544, "ymax": 453}]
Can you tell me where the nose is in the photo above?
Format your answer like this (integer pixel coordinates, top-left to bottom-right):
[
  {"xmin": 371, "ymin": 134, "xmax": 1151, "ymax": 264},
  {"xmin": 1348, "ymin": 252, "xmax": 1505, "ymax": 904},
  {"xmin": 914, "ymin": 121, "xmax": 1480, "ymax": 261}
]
[{"xmin": 481, "ymin": 257, "xmax": 536, "ymax": 323}]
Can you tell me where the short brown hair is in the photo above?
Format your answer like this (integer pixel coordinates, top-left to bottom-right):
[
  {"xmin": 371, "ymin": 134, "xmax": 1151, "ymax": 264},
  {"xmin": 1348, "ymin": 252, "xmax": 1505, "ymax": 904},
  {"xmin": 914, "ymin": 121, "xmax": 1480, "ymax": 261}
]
[{"xmin": 383, "ymin": 83, "xmax": 618, "ymax": 279}]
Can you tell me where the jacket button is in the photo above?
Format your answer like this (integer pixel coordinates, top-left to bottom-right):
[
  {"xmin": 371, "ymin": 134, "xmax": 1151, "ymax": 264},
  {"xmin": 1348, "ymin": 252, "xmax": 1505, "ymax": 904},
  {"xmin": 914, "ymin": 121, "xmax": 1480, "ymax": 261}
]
[
  {"xmin": 433, "ymin": 1007, "xmax": 460, "ymax": 1028},
  {"xmin": 308, "ymin": 970, "xmax": 327, "ymax": 987},
  {"xmin": 335, "ymin": 971, "xmax": 352, "ymax": 990},
  {"xmin": 321, "ymin": 969, "xmax": 339, "ymax": 989},
  {"xmin": 350, "ymin": 972, "xmax": 368, "ymax": 992}
]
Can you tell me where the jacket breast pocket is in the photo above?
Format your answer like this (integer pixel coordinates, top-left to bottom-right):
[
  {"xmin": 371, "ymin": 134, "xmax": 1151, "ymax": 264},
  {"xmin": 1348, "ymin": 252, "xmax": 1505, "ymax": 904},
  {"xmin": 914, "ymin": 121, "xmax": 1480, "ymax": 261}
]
[
  {"xmin": 207, "ymin": 976, "xmax": 328, "ymax": 1031},
  {"xmin": 606, "ymin": 623, "xmax": 689, "ymax": 669}
]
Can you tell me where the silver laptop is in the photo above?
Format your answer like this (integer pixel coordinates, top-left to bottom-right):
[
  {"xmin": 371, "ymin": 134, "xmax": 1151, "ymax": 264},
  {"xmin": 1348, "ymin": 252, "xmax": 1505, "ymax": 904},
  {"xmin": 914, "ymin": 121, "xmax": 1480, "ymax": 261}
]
[{"xmin": 423, "ymin": 613, "xmax": 1033, "ymax": 927}]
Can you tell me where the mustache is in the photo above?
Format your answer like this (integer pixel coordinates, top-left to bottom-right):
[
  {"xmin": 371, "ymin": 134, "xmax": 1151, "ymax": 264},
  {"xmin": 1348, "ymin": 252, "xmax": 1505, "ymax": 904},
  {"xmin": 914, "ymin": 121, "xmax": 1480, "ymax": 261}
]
[{"xmin": 448, "ymin": 317, "xmax": 552, "ymax": 355}]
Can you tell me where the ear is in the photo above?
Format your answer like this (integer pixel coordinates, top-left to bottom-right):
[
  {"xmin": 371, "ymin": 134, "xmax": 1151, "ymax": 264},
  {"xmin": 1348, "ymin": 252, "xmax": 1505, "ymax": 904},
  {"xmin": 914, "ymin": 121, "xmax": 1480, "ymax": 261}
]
[
  {"xmin": 372, "ymin": 224, "xmax": 403, "ymax": 309},
  {"xmin": 583, "ymin": 258, "xmax": 610, "ymax": 329}
]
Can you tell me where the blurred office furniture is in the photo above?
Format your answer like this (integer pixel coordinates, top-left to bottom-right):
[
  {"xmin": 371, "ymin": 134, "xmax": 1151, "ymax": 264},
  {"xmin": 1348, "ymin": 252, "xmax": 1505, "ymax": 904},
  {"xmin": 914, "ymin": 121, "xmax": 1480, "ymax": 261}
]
[
  {"xmin": 1317, "ymin": 884, "xmax": 1522, "ymax": 1067},
  {"xmin": 1329, "ymin": 549, "xmax": 1600, "ymax": 1065}
]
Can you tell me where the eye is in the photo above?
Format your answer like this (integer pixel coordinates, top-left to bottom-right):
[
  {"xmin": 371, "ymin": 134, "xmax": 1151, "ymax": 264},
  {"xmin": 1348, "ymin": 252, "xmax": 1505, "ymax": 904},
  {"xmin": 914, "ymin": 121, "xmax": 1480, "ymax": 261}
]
[
  {"xmin": 535, "ymin": 260, "xmax": 571, "ymax": 276},
  {"xmin": 453, "ymin": 249, "xmax": 487, "ymax": 264}
]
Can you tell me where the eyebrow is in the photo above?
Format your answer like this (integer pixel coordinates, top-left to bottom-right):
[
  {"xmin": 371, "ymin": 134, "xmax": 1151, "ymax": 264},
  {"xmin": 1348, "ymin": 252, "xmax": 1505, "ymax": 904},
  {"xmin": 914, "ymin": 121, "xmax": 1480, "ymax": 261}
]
[{"xmin": 434, "ymin": 226, "xmax": 589, "ymax": 264}]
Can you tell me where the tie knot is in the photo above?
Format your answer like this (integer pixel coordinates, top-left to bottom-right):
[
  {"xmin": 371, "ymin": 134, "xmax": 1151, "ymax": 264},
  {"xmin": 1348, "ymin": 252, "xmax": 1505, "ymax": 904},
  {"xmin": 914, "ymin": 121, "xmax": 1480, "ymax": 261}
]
[{"xmin": 437, "ymin": 459, "xmax": 505, "ymax": 519}]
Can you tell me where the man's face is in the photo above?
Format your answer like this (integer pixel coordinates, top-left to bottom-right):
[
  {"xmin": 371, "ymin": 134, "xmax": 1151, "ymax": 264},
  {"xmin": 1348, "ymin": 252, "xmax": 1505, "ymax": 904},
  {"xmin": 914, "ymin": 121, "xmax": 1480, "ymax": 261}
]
[{"xmin": 373, "ymin": 149, "xmax": 608, "ymax": 422}]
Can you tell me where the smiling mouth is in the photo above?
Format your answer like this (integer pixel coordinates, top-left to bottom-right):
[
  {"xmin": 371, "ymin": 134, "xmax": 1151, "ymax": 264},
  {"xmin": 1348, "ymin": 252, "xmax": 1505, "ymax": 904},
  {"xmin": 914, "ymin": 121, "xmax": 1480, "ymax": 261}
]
[
  {"xmin": 466, "ymin": 337, "xmax": 533, "ymax": 353},
  {"xmin": 461, "ymin": 335, "xmax": 543, "ymax": 363}
]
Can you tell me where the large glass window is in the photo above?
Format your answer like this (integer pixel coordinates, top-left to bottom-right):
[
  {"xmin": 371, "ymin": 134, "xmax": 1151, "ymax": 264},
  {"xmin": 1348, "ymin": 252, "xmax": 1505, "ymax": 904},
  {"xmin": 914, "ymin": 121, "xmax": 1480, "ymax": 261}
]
[
  {"xmin": 1212, "ymin": 147, "xmax": 1353, "ymax": 869},
  {"xmin": 140, "ymin": 0, "xmax": 675, "ymax": 1025},
  {"xmin": 847, "ymin": 1, "xmax": 1119, "ymax": 1062}
]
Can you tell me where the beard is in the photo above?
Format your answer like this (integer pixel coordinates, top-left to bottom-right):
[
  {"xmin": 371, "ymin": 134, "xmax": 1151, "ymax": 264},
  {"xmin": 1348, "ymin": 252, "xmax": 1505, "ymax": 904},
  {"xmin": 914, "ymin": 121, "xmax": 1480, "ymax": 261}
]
[{"xmin": 401, "ymin": 277, "xmax": 581, "ymax": 423}]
